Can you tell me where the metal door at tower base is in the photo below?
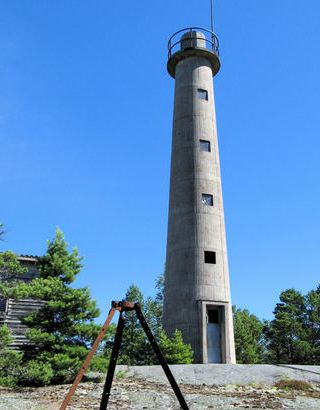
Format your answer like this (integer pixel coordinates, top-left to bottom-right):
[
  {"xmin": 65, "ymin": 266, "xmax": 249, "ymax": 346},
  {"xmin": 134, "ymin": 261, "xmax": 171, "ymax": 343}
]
[{"xmin": 207, "ymin": 307, "xmax": 222, "ymax": 363}]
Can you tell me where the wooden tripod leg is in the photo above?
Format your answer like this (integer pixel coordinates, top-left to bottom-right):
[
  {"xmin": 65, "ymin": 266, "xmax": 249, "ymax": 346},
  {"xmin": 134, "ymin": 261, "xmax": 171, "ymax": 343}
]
[
  {"xmin": 100, "ymin": 310, "xmax": 125, "ymax": 410},
  {"xmin": 135, "ymin": 305, "xmax": 189, "ymax": 410},
  {"xmin": 59, "ymin": 308, "xmax": 116, "ymax": 410}
]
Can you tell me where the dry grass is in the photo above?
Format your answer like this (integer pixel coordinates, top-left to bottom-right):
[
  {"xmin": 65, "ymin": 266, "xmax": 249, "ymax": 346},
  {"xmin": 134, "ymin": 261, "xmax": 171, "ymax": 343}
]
[{"xmin": 274, "ymin": 379, "xmax": 313, "ymax": 391}]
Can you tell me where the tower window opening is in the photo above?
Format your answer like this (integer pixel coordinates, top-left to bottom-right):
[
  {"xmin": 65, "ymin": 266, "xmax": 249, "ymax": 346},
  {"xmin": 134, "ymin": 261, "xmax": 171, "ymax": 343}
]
[
  {"xmin": 0, "ymin": 298, "xmax": 7, "ymax": 312},
  {"xmin": 205, "ymin": 251, "xmax": 216, "ymax": 264},
  {"xmin": 200, "ymin": 140, "xmax": 211, "ymax": 152},
  {"xmin": 207, "ymin": 309, "xmax": 219, "ymax": 324},
  {"xmin": 197, "ymin": 88, "xmax": 208, "ymax": 100},
  {"xmin": 202, "ymin": 194, "xmax": 213, "ymax": 206}
]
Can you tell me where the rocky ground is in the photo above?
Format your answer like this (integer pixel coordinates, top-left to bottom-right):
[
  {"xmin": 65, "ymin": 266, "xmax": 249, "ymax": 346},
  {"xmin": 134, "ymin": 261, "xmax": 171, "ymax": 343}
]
[{"xmin": 1, "ymin": 376, "xmax": 320, "ymax": 410}]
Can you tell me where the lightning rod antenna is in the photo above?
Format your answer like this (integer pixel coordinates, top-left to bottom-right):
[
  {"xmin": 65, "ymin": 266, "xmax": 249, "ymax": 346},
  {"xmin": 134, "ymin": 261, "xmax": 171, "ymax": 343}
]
[{"xmin": 210, "ymin": 0, "xmax": 214, "ymax": 33}]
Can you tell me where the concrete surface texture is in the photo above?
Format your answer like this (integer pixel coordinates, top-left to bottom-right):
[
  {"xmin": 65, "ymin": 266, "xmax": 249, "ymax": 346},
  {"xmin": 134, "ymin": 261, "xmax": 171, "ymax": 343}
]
[
  {"xmin": 2, "ymin": 365, "xmax": 320, "ymax": 409},
  {"xmin": 163, "ymin": 29, "xmax": 235, "ymax": 364},
  {"xmin": 2, "ymin": 375, "xmax": 320, "ymax": 409},
  {"xmin": 116, "ymin": 364, "xmax": 320, "ymax": 386}
]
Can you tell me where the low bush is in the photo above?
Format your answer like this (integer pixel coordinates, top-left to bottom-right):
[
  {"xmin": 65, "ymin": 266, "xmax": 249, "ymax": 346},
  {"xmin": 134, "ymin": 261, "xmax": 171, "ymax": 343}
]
[
  {"xmin": 89, "ymin": 354, "xmax": 109, "ymax": 373},
  {"xmin": 274, "ymin": 379, "xmax": 313, "ymax": 391},
  {"xmin": 19, "ymin": 360, "xmax": 54, "ymax": 386},
  {"xmin": 0, "ymin": 325, "xmax": 23, "ymax": 387}
]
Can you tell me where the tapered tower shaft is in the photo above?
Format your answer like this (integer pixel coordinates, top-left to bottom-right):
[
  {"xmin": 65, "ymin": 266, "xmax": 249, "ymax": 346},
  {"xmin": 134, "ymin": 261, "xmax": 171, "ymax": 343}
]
[{"xmin": 163, "ymin": 29, "xmax": 236, "ymax": 364}]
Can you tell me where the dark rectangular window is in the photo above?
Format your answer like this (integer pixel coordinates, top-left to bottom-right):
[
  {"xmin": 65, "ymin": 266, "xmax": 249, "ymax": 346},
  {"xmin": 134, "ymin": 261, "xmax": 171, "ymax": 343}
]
[
  {"xmin": 205, "ymin": 251, "xmax": 216, "ymax": 264},
  {"xmin": 202, "ymin": 194, "xmax": 213, "ymax": 206},
  {"xmin": 200, "ymin": 140, "xmax": 211, "ymax": 152},
  {"xmin": 0, "ymin": 298, "xmax": 7, "ymax": 312},
  {"xmin": 208, "ymin": 309, "xmax": 219, "ymax": 324},
  {"xmin": 197, "ymin": 88, "xmax": 208, "ymax": 100}
]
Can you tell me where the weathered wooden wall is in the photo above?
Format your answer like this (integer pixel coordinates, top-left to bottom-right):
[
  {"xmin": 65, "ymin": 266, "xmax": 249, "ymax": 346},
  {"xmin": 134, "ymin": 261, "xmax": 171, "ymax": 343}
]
[
  {"xmin": 0, "ymin": 298, "xmax": 45, "ymax": 349},
  {"xmin": 0, "ymin": 255, "xmax": 45, "ymax": 349}
]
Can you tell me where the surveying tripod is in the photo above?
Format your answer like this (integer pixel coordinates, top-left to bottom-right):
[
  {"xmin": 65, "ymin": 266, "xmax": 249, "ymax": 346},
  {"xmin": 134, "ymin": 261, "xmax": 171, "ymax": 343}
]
[{"xmin": 59, "ymin": 301, "xmax": 189, "ymax": 409}]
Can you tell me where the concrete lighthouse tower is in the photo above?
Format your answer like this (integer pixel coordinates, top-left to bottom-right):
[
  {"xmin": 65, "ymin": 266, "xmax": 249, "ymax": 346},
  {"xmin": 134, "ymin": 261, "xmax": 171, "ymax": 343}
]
[{"xmin": 163, "ymin": 26, "xmax": 236, "ymax": 364}]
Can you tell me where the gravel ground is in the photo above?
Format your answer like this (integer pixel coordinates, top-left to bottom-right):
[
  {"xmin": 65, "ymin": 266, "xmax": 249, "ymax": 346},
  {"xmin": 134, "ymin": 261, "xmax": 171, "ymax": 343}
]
[{"xmin": 1, "ymin": 377, "xmax": 320, "ymax": 410}]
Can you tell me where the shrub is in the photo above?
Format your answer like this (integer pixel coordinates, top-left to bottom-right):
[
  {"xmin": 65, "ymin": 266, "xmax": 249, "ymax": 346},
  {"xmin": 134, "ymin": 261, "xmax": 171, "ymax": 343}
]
[
  {"xmin": 159, "ymin": 329, "xmax": 193, "ymax": 364},
  {"xmin": 19, "ymin": 360, "xmax": 53, "ymax": 386},
  {"xmin": 14, "ymin": 229, "xmax": 100, "ymax": 386},
  {"xmin": 0, "ymin": 325, "xmax": 22, "ymax": 387},
  {"xmin": 274, "ymin": 379, "xmax": 313, "ymax": 391},
  {"xmin": 89, "ymin": 354, "xmax": 109, "ymax": 373}
]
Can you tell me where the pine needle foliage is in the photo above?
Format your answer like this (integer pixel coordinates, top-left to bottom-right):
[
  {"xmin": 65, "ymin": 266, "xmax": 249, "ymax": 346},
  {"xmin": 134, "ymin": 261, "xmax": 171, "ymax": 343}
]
[
  {"xmin": 265, "ymin": 286, "xmax": 320, "ymax": 364},
  {"xmin": 0, "ymin": 251, "xmax": 27, "ymax": 295},
  {"xmin": 233, "ymin": 307, "xmax": 265, "ymax": 364},
  {"xmin": 115, "ymin": 280, "xmax": 193, "ymax": 365},
  {"xmin": 0, "ymin": 325, "xmax": 22, "ymax": 387},
  {"xmin": 15, "ymin": 228, "xmax": 101, "ymax": 385}
]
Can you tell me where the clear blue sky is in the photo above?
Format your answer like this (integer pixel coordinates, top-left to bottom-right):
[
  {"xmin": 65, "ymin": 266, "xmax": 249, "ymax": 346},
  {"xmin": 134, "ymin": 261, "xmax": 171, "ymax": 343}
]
[{"xmin": 1, "ymin": 0, "xmax": 319, "ymax": 321}]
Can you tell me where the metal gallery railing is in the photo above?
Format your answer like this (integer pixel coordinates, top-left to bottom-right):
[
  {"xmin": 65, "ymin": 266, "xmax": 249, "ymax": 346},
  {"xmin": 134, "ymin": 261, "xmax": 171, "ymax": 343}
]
[{"xmin": 168, "ymin": 27, "xmax": 219, "ymax": 60}]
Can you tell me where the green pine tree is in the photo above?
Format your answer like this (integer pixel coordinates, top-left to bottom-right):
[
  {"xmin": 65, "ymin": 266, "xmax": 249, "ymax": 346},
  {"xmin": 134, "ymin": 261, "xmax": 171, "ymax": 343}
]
[
  {"xmin": 117, "ymin": 284, "xmax": 148, "ymax": 365},
  {"xmin": 233, "ymin": 307, "xmax": 264, "ymax": 363},
  {"xmin": 116, "ymin": 280, "xmax": 193, "ymax": 365},
  {"xmin": 14, "ymin": 228, "xmax": 101, "ymax": 385},
  {"xmin": 159, "ymin": 329, "xmax": 193, "ymax": 364},
  {"xmin": 0, "ymin": 226, "xmax": 25, "ymax": 387},
  {"xmin": 0, "ymin": 251, "xmax": 27, "ymax": 295},
  {"xmin": 305, "ymin": 286, "xmax": 320, "ymax": 360},
  {"xmin": 265, "ymin": 286, "xmax": 320, "ymax": 364},
  {"xmin": 0, "ymin": 325, "xmax": 22, "ymax": 387}
]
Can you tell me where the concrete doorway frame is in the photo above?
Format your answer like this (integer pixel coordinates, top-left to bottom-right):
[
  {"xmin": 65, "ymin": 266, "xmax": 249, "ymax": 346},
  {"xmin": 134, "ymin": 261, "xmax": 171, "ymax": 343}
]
[{"xmin": 200, "ymin": 301, "xmax": 229, "ymax": 363}]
